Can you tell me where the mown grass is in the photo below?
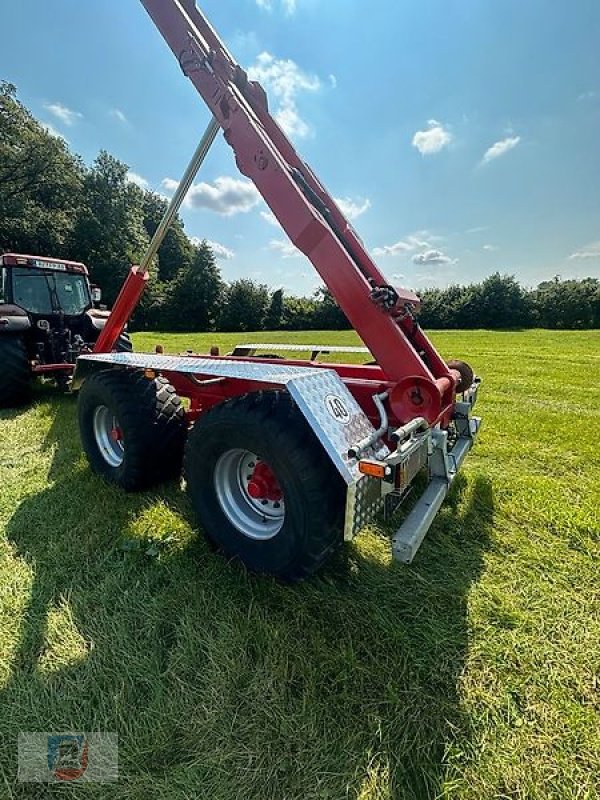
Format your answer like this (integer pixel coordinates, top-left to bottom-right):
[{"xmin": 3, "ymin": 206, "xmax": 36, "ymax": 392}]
[{"xmin": 0, "ymin": 329, "xmax": 598, "ymax": 799}]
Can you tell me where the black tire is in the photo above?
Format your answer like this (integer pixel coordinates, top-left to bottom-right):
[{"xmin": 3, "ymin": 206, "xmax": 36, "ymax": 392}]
[
  {"xmin": 184, "ymin": 391, "xmax": 345, "ymax": 581},
  {"xmin": 0, "ymin": 336, "xmax": 32, "ymax": 408},
  {"xmin": 78, "ymin": 369, "xmax": 187, "ymax": 490}
]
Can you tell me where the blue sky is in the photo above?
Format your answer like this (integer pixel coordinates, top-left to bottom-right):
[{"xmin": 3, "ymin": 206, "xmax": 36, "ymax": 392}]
[{"xmin": 2, "ymin": 0, "xmax": 599, "ymax": 294}]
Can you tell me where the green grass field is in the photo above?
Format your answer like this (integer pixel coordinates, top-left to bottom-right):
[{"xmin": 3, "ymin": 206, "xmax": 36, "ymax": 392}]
[{"xmin": 1, "ymin": 329, "xmax": 598, "ymax": 799}]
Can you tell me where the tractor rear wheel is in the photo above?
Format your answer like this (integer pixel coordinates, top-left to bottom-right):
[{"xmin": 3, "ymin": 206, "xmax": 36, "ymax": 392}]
[
  {"xmin": 78, "ymin": 369, "xmax": 186, "ymax": 490},
  {"xmin": 184, "ymin": 391, "xmax": 345, "ymax": 581},
  {"xmin": 0, "ymin": 336, "xmax": 32, "ymax": 408}
]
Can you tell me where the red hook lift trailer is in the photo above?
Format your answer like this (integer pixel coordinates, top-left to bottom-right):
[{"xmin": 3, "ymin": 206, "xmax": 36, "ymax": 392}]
[{"xmin": 73, "ymin": 0, "xmax": 482, "ymax": 581}]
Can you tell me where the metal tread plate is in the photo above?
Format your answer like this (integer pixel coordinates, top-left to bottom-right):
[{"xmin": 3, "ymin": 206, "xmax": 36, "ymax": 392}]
[
  {"xmin": 233, "ymin": 343, "xmax": 370, "ymax": 354},
  {"xmin": 77, "ymin": 352, "xmax": 326, "ymax": 383},
  {"xmin": 344, "ymin": 475, "xmax": 385, "ymax": 540}
]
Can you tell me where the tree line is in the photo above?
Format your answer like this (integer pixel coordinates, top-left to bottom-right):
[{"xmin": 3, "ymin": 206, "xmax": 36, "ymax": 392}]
[{"xmin": 1, "ymin": 82, "xmax": 598, "ymax": 331}]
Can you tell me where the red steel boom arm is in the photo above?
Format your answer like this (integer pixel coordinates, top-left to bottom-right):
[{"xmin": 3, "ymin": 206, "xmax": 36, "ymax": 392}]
[{"xmin": 139, "ymin": 0, "xmax": 458, "ymax": 422}]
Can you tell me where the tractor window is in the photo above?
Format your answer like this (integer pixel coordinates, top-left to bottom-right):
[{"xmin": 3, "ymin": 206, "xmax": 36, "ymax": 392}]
[
  {"xmin": 12, "ymin": 269, "xmax": 91, "ymax": 315},
  {"xmin": 55, "ymin": 275, "xmax": 90, "ymax": 314},
  {"xmin": 0, "ymin": 268, "xmax": 6, "ymax": 303}
]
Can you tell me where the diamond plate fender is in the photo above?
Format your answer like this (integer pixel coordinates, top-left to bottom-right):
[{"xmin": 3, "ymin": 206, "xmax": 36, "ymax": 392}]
[{"xmin": 285, "ymin": 370, "xmax": 389, "ymax": 484}]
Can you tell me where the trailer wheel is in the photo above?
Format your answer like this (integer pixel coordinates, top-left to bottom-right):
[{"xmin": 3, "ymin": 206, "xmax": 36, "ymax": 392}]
[
  {"xmin": 78, "ymin": 369, "xmax": 186, "ymax": 490},
  {"xmin": 184, "ymin": 391, "xmax": 345, "ymax": 581},
  {"xmin": 0, "ymin": 336, "xmax": 32, "ymax": 408}
]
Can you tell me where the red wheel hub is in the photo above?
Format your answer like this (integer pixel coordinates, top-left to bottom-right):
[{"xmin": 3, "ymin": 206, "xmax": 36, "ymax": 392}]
[
  {"xmin": 246, "ymin": 461, "xmax": 283, "ymax": 502},
  {"xmin": 110, "ymin": 426, "xmax": 123, "ymax": 442}
]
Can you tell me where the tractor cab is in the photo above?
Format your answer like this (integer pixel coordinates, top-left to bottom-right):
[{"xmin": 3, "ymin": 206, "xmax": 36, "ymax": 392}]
[
  {"xmin": 0, "ymin": 253, "xmax": 130, "ymax": 406},
  {"xmin": 2, "ymin": 254, "xmax": 95, "ymax": 317}
]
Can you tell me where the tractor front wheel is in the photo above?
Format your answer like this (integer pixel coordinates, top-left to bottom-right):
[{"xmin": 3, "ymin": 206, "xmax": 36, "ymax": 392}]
[
  {"xmin": 78, "ymin": 369, "xmax": 186, "ymax": 490},
  {"xmin": 0, "ymin": 336, "xmax": 32, "ymax": 408},
  {"xmin": 184, "ymin": 391, "xmax": 345, "ymax": 581}
]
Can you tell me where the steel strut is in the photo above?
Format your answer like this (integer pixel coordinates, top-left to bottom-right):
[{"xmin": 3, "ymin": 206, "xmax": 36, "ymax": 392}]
[
  {"xmin": 141, "ymin": 117, "xmax": 220, "ymax": 274},
  {"xmin": 93, "ymin": 117, "xmax": 220, "ymax": 354}
]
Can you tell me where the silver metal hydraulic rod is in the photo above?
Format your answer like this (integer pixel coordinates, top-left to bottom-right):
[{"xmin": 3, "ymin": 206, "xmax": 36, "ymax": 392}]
[{"xmin": 139, "ymin": 116, "xmax": 220, "ymax": 272}]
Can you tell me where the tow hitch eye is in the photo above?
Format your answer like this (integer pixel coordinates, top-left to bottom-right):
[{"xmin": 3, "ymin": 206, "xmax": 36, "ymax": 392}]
[{"xmin": 246, "ymin": 462, "xmax": 283, "ymax": 502}]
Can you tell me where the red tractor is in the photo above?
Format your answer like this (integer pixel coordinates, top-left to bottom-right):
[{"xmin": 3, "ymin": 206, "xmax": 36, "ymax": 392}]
[
  {"xmin": 72, "ymin": 0, "xmax": 482, "ymax": 580},
  {"xmin": 0, "ymin": 253, "xmax": 131, "ymax": 407}
]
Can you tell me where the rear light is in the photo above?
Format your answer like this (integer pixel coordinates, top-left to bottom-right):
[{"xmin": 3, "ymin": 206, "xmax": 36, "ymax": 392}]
[{"xmin": 358, "ymin": 459, "xmax": 389, "ymax": 479}]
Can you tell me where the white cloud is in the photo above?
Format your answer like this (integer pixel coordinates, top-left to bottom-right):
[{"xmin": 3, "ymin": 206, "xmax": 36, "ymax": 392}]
[
  {"xmin": 204, "ymin": 240, "xmax": 235, "ymax": 260},
  {"xmin": 373, "ymin": 233, "xmax": 431, "ymax": 257},
  {"xmin": 110, "ymin": 108, "xmax": 128, "ymax": 123},
  {"xmin": 482, "ymin": 244, "xmax": 498, "ymax": 252},
  {"xmin": 481, "ymin": 135, "xmax": 520, "ymax": 164},
  {"xmin": 126, "ymin": 171, "xmax": 149, "ymax": 189},
  {"xmin": 248, "ymin": 51, "xmax": 320, "ymax": 138},
  {"xmin": 256, "ymin": 0, "xmax": 297, "ymax": 14},
  {"xmin": 412, "ymin": 249, "xmax": 454, "ymax": 266},
  {"xmin": 329, "ymin": 74, "xmax": 338, "ymax": 89},
  {"xmin": 43, "ymin": 102, "xmax": 83, "ymax": 127},
  {"xmin": 260, "ymin": 209, "xmax": 279, "ymax": 227},
  {"xmin": 269, "ymin": 238, "xmax": 301, "ymax": 258},
  {"xmin": 569, "ymin": 241, "xmax": 600, "ymax": 260},
  {"xmin": 334, "ymin": 196, "xmax": 371, "ymax": 220},
  {"xmin": 41, "ymin": 122, "xmax": 68, "ymax": 142},
  {"xmin": 412, "ymin": 120, "xmax": 452, "ymax": 155},
  {"xmin": 577, "ymin": 90, "xmax": 597, "ymax": 101},
  {"xmin": 162, "ymin": 176, "xmax": 261, "ymax": 215},
  {"xmin": 391, "ymin": 273, "xmax": 406, "ymax": 281},
  {"xmin": 161, "ymin": 178, "xmax": 179, "ymax": 193}
]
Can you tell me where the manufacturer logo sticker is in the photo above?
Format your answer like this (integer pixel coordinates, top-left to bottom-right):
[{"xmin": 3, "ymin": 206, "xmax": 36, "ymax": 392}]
[{"xmin": 325, "ymin": 394, "xmax": 351, "ymax": 425}]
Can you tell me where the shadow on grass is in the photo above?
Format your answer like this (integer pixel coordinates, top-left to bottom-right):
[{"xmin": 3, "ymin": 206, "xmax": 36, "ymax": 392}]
[{"xmin": 2, "ymin": 395, "xmax": 493, "ymax": 799}]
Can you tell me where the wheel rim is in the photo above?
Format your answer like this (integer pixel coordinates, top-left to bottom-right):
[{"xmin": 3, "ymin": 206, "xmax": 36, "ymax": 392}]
[
  {"xmin": 214, "ymin": 449, "xmax": 285, "ymax": 540},
  {"xmin": 93, "ymin": 405, "xmax": 124, "ymax": 468}
]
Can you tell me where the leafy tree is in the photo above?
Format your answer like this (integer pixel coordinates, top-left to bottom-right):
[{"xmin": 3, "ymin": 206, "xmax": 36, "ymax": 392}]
[
  {"xmin": 0, "ymin": 82, "xmax": 84, "ymax": 255},
  {"xmin": 265, "ymin": 288, "xmax": 284, "ymax": 330},
  {"xmin": 420, "ymin": 274, "xmax": 532, "ymax": 329},
  {"xmin": 476, "ymin": 273, "xmax": 531, "ymax": 328},
  {"xmin": 281, "ymin": 296, "xmax": 319, "ymax": 330},
  {"xmin": 533, "ymin": 277, "xmax": 600, "ymax": 329},
  {"xmin": 160, "ymin": 240, "xmax": 224, "ymax": 331},
  {"xmin": 312, "ymin": 287, "xmax": 350, "ymax": 329},
  {"xmin": 219, "ymin": 279, "xmax": 269, "ymax": 332},
  {"xmin": 71, "ymin": 151, "xmax": 151, "ymax": 304}
]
